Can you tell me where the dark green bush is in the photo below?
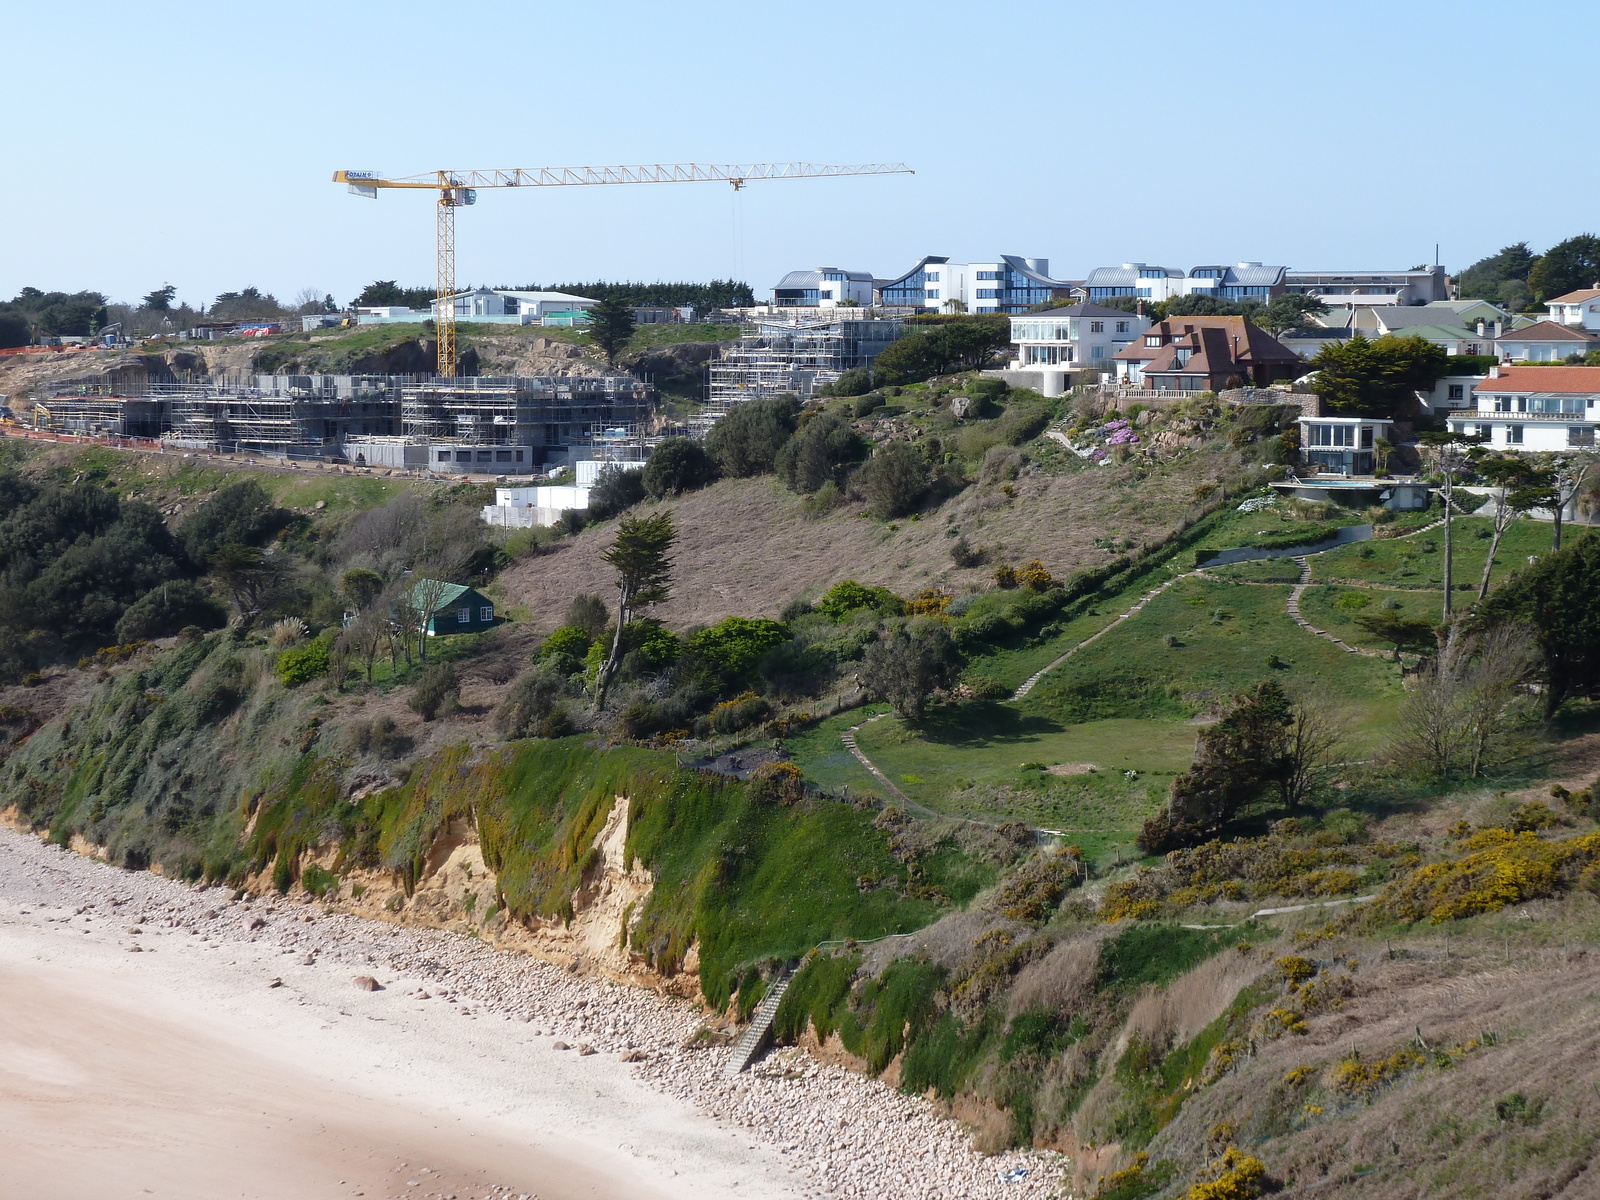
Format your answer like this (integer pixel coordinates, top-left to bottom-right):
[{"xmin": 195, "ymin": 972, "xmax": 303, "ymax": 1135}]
[{"xmin": 409, "ymin": 661, "xmax": 460, "ymax": 721}]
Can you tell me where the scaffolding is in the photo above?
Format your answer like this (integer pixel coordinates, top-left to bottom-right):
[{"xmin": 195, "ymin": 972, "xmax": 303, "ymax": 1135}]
[
  {"xmin": 399, "ymin": 374, "xmax": 652, "ymax": 450},
  {"xmin": 158, "ymin": 375, "xmax": 408, "ymax": 456},
  {"xmin": 702, "ymin": 315, "xmax": 902, "ymax": 434}
]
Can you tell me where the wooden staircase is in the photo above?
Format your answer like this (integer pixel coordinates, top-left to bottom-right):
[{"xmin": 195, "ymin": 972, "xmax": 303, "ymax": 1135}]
[{"xmin": 722, "ymin": 972, "xmax": 793, "ymax": 1077}]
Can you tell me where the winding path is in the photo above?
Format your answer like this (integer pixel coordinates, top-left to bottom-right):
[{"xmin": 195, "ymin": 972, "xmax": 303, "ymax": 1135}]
[{"xmin": 838, "ymin": 513, "xmax": 1453, "ymax": 822}]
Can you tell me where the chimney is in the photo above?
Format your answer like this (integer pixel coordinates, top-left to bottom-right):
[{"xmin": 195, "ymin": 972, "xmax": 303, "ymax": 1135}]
[
  {"xmin": 1488, "ymin": 362, "xmax": 1500, "ymax": 378},
  {"xmin": 1493, "ymin": 319, "xmax": 1502, "ymax": 338},
  {"xmin": 1476, "ymin": 319, "xmax": 1485, "ymax": 336}
]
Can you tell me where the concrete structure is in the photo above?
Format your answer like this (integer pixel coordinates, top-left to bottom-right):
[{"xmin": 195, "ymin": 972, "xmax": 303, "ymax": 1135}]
[
  {"xmin": 1296, "ymin": 415, "xmax": 1394, "ymax": 475},
  {"xmin": 1494, "ymin": 319, "xmax": 1599, "ymax": 362},
  {"xmin": 1113, "ymin": 317, "xmax": 1301, "ymax": 391},
  {"xmin": 1418, "ymin": 374, "xmax": 1488, "ymax": 414},
  {"xmin": 354, "ymin": 290, "xmax": 601, "ymax": 326},
  {"xmin": 704, "ymin": 315, "xmax": 902, "ymax": 426},
  {"xmin": 1009, "ymin": 305, "xmax": 1149, "ymax": 380},
  {"xmin": 32, "ymin": 371, "xmax": 652, "ymax": 471},
  {"xmin": 877, "ymin": 256, "xmax": 1074, "ymax": 313},
  {"xmin": 1272, "ymin": 478, "xmax": 1430, "ymax": 510},
  {"xmin": 1283, "ymin": 266, "xmax": 1450, "ymax": 307},
  {"xmin": 478, "ymin": 457, "xmax": 647, "ymax": 527},
  {"xmin": 1451, "ymin": 366, "xmax": 1600, "ymax": 451},
  {"xmin": 1545, "ymin": 287, "xmax": 1600, "ymax": 331},
  {"xmin": 772, "ymin": 268, "xmax": 875, "ymax": 309}
]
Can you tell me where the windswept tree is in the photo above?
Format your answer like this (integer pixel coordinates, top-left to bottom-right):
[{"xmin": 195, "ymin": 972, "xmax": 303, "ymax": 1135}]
[
  {"xmin": 1355, "ymin": 611, "xmax": 1437, "ymax": 661},
  {"xmin": 1482, "ymin": 533, "xmax": 1600, "ymax": 715},
  {"xmin": 860, "ymin": 620, "xmax": 958, "ymax": 720},
  {"xmin": 1473, "ymin": 455, "xmax": 1548, "ymax": 599},
  {"xmin": 593, "ymin": 512, "xmax": 677, "ymax": 712},
  {"xmin": 1418, "ymin": 429, "xmax": 1487, "ymax": 619},
  {"xmin": 1534, "ymin": 450, "xmax": 1597, "ymax": 551},
  {"xmin": 1309, "ymin": 333, "xmax": 1448, "ymax": 417},
  {"xmin": 1254, "ymin": 293, "xmax": 1330, "ymax": 337},
  {"xmin": 206, "ymin": 544, "xmax": 280, "ymax": 623},
  {"xmin": 585, "ymin": 296, "xmax": 637, "ymax": 365}
]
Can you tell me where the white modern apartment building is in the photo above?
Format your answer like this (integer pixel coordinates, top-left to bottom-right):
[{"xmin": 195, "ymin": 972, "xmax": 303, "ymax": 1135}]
[
  {"xmin": 355, "ymin": 288, "xmax": 601, "ymax": 326},
  {"xmin": 772, "ymin": 268, "xmax": 875, "ymax": 308},
  {"xmin": 877, "ymin": 255, "xmax": 1075, "ymax": 314},
  {"xmin": 1452, "ymin": 366, "xmax": 1600, "ymax": 452},
  {"xmin": 1009, "ymin": 305, "xmax": 1150, "ymax": 369},
  {"xmin": 1083, "ymin": 263, "xmax": 1287, "ymax": 305}
]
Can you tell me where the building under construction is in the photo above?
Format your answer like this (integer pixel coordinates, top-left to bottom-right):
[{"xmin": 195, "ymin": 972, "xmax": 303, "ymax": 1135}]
[
  {"xmin": 702, "ymin": 315, "xmax": 903, "ymax": 433},
  {"xmin": 31, "ymin": 371, "xmax": 653, "ymax": 472}
]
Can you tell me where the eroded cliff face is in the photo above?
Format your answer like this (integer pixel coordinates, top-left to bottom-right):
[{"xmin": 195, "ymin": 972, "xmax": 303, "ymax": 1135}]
[{"xmin": 261, "ymin": 799, "xmax": 699, "ymax": 998}]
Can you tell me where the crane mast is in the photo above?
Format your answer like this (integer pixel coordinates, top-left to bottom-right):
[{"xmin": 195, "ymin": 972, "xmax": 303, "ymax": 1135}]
[{"xmin": 334, "ymin": 162, "xmax": 913, "ymax": 376}]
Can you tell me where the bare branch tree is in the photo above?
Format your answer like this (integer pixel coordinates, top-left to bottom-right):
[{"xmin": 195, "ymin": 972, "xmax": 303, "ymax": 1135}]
[
  {"xmin": 1276, "ymin": 693, "xmax": 1349, "ymax": 809},
  {"xmin": 1457, "ymin": 622, "xmax": 1539, "ymax": 778}
]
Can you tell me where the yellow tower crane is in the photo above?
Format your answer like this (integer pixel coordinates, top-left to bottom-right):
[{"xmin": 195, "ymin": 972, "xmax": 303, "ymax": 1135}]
[{"xmin": 333, "ymin": 162, "xmax": 914, "ymax": 377}]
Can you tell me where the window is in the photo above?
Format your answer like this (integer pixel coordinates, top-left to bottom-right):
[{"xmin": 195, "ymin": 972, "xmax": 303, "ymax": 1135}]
[
  {"xmin": 975, "ymin": 270, "xmax": 1000, "ymax": 280},
  {"xmin": 1447, "ymin": 384, "xmax": 1464, "ymax": 402},
  {"xmin": 1492, "ymin": 395, "xmax": 1511, "ymax": 412},
  {"xmin": 457, "ymin": 607, "xmax": 470, "ymax": 624},
  {"xmin": 480, "ymin": 605, "xmax": 494, "ymax": 621},
  {"xmin": 926, "ymin": 289, "xmax": 939, "ymax": 299},
  {"xmin": 477, "ymin": 450, "xmax": 492, "ymax": 462},
  {"xmin": 976, "ymin": 289, "xmax": 998, "ymax": 299},
  {"xmin": 496, "ymin": 449, "xmax": 512, "ymax": 461},
  {"xmin": 820, "ymin": 289, "xmax": 833, "ymax": 300},
  {"xmin": 1145, "ymin": 335, "xmax": 1162, "ymax": 347},
  {"xmin": 824, "ymin": 272, "xmax": 846, "ymax": 281},
  {"xmin": 1138, "ymin": 267, "xmax": 1167, "ymax": 278},
  {"xmin": 1474, "ymin": 423, "xmax": 1492, "ymax": 438},
  {"xmin": 1090, "ymin": 320, "xmax": 1104, "ymax": 333},
  {"xmin": 925, "ymin": 271, "xmax": 940, "ymax": 281},
  {"xmin": 1116, "ymin": 320, "xmax": 1129, "ymax": 333},
  {"xmin": 1465, "ymin": 342, "xmax": 1481, "ymax": 355},
  {"xmin": 515, "ymin": 449, "xmax": 524, "ymax": 461},
  {"xmin": 1569, "ymin": 426, "xmax": 1596, "ymax": 446},
  {"xmin": 1506, "ymin": 424, "xmax": 1523, "ymax": 444},
  {"xmin": 455, "ymin": 451, "xmax": 471, "ymax": 462},
  {"xmin": 1091, "ymin": 345, "xmax": 1105, "ymax": 359},
  {"xmin": 437, "ymin": 450, "xmax": 450, "ymax": 461}
]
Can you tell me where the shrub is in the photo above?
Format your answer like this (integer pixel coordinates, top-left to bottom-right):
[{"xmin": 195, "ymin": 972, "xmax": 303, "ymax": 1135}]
[
  {"xmin": 642, "ymin": 437, "xmax": 717, "ymax": 497},
  {"xmin": 817, "ymin": 580, "xmax": 901, "ymax": 621},
  {"xmin": 587, "ymin": 465, "xmax": 646, "ymax": 519},
  {"xmin": 538, "ymin": 624, "xmax": 592, "ymax": 660},
  {"xmin": 553, "ymin": 509, "xmax": 586, "ymax": 536},
  {"xmin": 1016, "ymin": 559, "xmax": 1057, "ymax": 591},
  {"xmin": 747, "ymin": 760, "xmax": 803, "ymax": 805},
  {"xmin": 705, "ymin": 396, "xmax": 800, "ymax": 477},
  {"xmin": 993, "ymin": 564, "xmax": 1017, "ymax": 588},
  {"xmin": 853, "ymin": 391, "xmax": 887, "ymax": 417},
  {"xmin": 496, "ymin": 667, "xmax": 568, "ymax": 740},
  {"xmin": 856, "ymin": 442, "xmax": 930, "ymax": 519},
  {"xmin": 565, "ymin": 593, "xmax": 609, "ymax": 638},
  {"xmin": 776, "ymin": 413, "xmax": 865, "ymax": 493},
  {"xmin": 115, "ymin": 579, "xmax": 228, "ymax": 642},
  {"xmin": 177, "ymin": 479, "xmax": 292, "ymax": 562},
  {"xmin": 950, "ymin": 536, "xmax": 986, "ymax": 568},
  {"xmin": 1379, "ymin": 828, "xmax": 1600, "ymax": 922},
  {"xmin": 409, "ymin": 661, "xmax": 460, "ymax": 721},
  {"xmin": 832, "ymin": 367, "xmax": 874, "ymax": 397},
  {"xmin": 346, "ymin": 715, "xmax": 411, "ymax": 759},
  {"xmin": 275, "ymin": 637, "xmax": 330, "ymax": 686},
  {"xmin": 688, "ymin": 617, "xmax": 790, "ymax": 683},
  {"xmin": 300, "ymin": 863, "xmax": 338, "ymax": 898}
]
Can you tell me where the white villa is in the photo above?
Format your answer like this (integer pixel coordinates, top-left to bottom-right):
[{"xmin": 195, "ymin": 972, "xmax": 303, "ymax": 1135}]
[
  {"xmin": 1009, "ymin": 304, "xmax": 1150, "ymax": 370},
  {"xmin": 1452, "ymin": 366, "xmax": 1600, "ymax": 452}
]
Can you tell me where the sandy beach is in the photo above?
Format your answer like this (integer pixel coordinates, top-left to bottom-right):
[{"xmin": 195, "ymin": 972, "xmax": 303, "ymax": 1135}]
[{"xmin": 0, "ymin": 826, "xmax": 1061, "ymax": 1200}]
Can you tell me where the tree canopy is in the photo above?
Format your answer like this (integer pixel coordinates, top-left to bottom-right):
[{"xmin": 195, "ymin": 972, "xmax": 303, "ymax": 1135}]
[
  {"xmin": 1527, "ymin": 234, "xmax": 1600, "ymax": 302},
  {"xmin": 704, "ymin": 396, "xmax": 800, "ymax": 477},
  {"xmin": 1481, "ymin": 532, "xmax": 1600, "ymax": 715},
  {"xmin": 1309, "ymin": 333, "xmax": 1448, "ymax": 416},
  {"xmin": 1456, "ymin": 242, "xmax": 1536, "ymax": 309},
  {"xmin": 584, "ymin": 296, "xmax": 637, "ymax": 365},
  {"xmin": 351, "ymin": 281, "xmax": 436, "ymax": 310}
]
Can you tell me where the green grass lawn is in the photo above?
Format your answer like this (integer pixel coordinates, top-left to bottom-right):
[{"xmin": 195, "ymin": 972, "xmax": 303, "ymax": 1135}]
[
  {"xmin": 1296, "ymin": 583, "xmax": 1445, "ymax": 654},
  {"xmin": 1201, "ymin": 558, "xmax": 1306, "ymax": 583},
  {"xmin": 1310, "ymin": 516, "xmax": 1557, "ymax": 590},
  {"xmin": 1018, "ymin": 573, "xmax": 1406, "ymax": 755},
  {"xmin": 785, "ymin": 706, "xmax": 888, "ymax": 797}
]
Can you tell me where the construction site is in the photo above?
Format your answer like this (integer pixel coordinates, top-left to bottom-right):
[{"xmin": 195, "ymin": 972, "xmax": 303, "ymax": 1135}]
[
  {"xmin": 30, "ymin": 370, "xmax": 653, "ymax": 474},
  {"xmin": 700, "ymin": 314, "xmax": 903, "ymax": 432}
]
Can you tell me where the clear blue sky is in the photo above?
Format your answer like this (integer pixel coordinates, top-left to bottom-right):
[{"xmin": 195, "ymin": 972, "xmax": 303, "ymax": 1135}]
[{"xmin": 6, "ymin": 0, "xmax": 1595, "ymax": 309}]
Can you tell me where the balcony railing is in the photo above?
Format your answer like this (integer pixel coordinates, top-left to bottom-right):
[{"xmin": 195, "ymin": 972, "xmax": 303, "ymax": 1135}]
[{"xmin": 1451, "ymin": 409, "xmax": 1594, "ymax": 422}]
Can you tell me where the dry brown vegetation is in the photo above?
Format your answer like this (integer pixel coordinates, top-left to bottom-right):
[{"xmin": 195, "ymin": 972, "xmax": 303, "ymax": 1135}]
[{"xmin": 498, "ymin": 446, "xmax": 1240, "ymax": 636}]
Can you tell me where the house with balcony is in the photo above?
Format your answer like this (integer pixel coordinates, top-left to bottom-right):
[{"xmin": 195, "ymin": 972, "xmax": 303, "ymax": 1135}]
[
  {"xmin": 1493, "ymin": 319, "xmax": 1599, "ymax": 362},
  {"xmin": 1296, "ymin": 415, "xmax": 1395, "ymax": 475},
  {"xmin": 1545, "ymin": 287, "xmax": 1600, "ymax": 331},
  {"xmin": 1112, "ymin": 316, "xmax": 1302, "ymax": 391},
  {"xmin": 877, "ymin": 256, "xmax": 1076, "ymax": 314},
  {"xmin": 772, "ymin": 267, "xmax": 875, "ymax": 308},
  {"xmin": 1452, "ymin": 366, "xmax": 1600, "ymax": 452},
  {"xmin": 1009, "ymin": 305, "xmax": 1150, "ymax": 371}
]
